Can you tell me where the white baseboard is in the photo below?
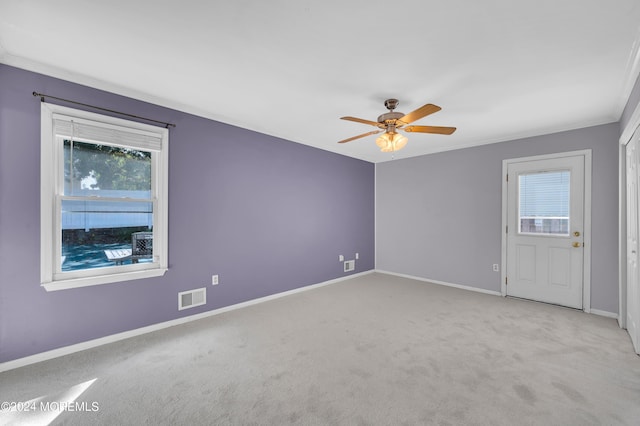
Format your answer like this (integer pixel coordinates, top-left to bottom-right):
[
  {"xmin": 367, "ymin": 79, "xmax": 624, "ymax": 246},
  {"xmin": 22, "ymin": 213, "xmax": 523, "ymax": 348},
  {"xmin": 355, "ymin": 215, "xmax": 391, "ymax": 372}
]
[
  {"xmin": 376, "ymin": 270, "xmax": 503, "ymax": 296},
  {"xmin": 0, "ymin": 270, "xmax": 373, "ymax": 373},
  {"xmin": 377, "ymin": 270, "xmax": 621, "ymax": 320},
  {"xmin": 590, "ymin": 309, "xmax": 619, "ymax": 320}
]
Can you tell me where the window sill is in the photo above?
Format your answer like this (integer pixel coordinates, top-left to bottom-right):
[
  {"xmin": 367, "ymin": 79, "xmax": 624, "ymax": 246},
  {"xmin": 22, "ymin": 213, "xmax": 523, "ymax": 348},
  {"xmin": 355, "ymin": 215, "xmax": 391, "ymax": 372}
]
[{"xmin": 41, "ymin": 268, "xmax": 168, "ymax": 291}]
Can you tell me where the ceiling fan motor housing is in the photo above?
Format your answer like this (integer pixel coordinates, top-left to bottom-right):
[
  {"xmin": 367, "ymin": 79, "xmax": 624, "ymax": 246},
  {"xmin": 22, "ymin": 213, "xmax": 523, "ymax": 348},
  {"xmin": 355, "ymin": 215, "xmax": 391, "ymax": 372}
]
[
  {"xmin": 378, "ymin": 98, "xmax": 404, "ymax": 131},
  {"xmin": 377, "ymin": 112, "xmax": 404, "ymax": 130}
]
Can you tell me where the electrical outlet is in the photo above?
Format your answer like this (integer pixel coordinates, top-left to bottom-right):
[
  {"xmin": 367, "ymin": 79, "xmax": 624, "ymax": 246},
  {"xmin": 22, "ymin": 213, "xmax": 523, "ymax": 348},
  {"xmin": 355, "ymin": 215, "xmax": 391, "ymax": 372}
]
[
  {"xmin": 492, "ymin": 264, "xmax": 499, "ymax": 272},
  {"xmin": 339, "ymin": 255, "xmax": 344, "ymax": 262},
  {"xmin": 212, "ymin": 275, "xmax": 219, "ymax": 285},
  {"xmin": 355, "ymin": 253, "xmax": 359, "ymax": 260}
]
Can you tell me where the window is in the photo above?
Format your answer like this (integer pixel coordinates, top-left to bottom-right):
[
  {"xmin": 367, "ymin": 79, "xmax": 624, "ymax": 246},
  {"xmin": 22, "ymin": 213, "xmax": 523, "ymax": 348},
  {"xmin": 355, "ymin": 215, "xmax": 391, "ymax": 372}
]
[
  {"xmin": 518, "ymin": 170, "xmax": 570, "ymax": 236},
  {"xmin": 40, "ymin": 103, "xmax": 168, "ymax": 291}
]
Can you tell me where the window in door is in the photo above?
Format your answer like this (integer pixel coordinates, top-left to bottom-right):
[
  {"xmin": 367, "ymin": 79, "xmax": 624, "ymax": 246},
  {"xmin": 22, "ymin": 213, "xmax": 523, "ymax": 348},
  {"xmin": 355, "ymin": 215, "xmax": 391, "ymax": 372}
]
[{"xmin": 518, "ymin": 170, "xmax": 570, "ymax": 236}]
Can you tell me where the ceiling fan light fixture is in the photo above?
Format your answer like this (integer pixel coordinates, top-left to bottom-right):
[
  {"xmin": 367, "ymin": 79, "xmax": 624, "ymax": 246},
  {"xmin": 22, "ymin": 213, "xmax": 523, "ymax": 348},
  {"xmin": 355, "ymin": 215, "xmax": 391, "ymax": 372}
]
[
  {"xmin": 339, "ymin": 99, "xmax": 455, "ymax": 152},
  {"xmin": 376, "ymin": 133, "xmax": 408, "ymax": 152}
]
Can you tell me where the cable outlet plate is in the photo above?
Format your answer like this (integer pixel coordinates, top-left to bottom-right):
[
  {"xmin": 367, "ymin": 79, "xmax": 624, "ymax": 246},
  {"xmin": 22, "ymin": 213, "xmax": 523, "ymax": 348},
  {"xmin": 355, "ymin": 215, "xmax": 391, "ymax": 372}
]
[{"xmin": 212, "ymin": 275, "xmax": 219, "ymax": 285}]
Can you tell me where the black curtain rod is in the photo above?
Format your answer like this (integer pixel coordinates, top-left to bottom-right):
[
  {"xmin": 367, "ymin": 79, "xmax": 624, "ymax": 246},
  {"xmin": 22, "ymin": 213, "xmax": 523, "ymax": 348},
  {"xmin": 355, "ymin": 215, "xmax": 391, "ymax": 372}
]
[{"xmin": 32, "ymin": 91, "xmax": 176, "ymax": 128}]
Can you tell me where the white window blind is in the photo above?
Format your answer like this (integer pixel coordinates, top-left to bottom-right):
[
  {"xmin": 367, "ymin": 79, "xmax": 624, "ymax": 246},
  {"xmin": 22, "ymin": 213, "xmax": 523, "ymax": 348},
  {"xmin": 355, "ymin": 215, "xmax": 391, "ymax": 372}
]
[
  {"xmin": 519, "ymin": 171, "xmax": 570, "ymax": 217},
  {"xmin": 53, "ymin": 113, "xmax": 163, "ymax": 152}
]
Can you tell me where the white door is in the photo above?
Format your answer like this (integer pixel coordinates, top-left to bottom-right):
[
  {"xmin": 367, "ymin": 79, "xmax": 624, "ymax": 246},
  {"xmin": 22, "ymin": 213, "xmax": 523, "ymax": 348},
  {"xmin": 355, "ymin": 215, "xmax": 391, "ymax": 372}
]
[
  {"xmin": 626, "ymin": 134, "xmax": 640, "ymax": 353},
  {"xmin": 506, "ymin": 155, "xmax": 585, "ymax": 309}
]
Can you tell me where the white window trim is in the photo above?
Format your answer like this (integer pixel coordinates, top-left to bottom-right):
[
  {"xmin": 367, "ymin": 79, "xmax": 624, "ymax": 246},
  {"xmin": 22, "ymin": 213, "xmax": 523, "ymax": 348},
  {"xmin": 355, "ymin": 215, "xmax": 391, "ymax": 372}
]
[{"xmin": 40, "ymin": 103, "xmax": 168, "ymax": 291}]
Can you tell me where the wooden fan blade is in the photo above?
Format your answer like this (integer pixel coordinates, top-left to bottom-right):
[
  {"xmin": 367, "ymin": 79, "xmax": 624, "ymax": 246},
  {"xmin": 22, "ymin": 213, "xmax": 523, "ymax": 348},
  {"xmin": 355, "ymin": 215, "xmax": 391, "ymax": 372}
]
[
  {"xmin": 397, "ymin": 104, "xmax": 441, "ymax": 125},
  {"xmin": 403, "ymin": 125, "xmax": 456, "ymax": 135},
  {"xmin": 338, "ymin": 130, "xmax": 382, "ymax": 144},
  {"xmin": 340, "ymin": 116, "xmax": 384, "ymax": 128}
]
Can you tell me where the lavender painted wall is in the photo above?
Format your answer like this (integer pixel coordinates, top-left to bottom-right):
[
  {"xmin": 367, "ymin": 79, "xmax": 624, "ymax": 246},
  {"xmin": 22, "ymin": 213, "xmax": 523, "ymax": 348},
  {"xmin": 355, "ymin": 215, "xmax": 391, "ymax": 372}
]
[
  {"xmin": 0, "ymin": 64, "xmax": 375, "ymax": 363},
  {"xmin": 376, "ymin": 124, "xmax": 619, "ymax": 313}
]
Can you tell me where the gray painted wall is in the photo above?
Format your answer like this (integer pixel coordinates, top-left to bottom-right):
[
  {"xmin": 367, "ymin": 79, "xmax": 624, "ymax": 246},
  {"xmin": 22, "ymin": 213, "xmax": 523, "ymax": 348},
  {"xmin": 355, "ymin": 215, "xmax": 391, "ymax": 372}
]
[
  {"xmin": 376, "ymin": 123, "xmax": 619, "ymax": 313},
  {"xmin": 621, "ymin": 73, "xmax": 640, "ymax": 132},
  {"xmin": 0, "ymin": 64, "xmax": 375, "ymax": 363}
]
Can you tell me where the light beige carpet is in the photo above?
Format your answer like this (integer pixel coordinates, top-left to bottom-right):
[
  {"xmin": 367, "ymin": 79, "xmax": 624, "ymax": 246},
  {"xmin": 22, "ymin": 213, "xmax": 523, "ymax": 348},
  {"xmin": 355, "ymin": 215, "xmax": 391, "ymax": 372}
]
[{"xmin": 1, "ymin": 273, "xmax": 639, "ymax": 425}]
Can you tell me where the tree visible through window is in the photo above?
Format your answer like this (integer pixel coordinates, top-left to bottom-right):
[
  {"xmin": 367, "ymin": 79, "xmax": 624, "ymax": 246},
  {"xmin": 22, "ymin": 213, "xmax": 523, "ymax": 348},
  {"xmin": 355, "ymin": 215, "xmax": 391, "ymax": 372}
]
[{"xmin": 65, "ymin": 141, "xmax": 151, "ymax": 191}]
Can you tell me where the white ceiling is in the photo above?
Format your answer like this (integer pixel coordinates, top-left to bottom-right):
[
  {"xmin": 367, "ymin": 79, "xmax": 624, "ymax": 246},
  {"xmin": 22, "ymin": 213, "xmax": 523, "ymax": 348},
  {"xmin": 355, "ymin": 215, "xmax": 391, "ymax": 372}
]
[{"xmin": 1, "ymin": 1, "xmax": 640, "ymax": 163}]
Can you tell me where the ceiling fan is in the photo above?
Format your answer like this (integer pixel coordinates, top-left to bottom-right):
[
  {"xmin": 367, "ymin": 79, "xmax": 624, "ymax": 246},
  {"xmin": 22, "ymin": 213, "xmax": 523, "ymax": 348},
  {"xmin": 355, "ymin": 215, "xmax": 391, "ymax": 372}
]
[{"xmin": 339, "ymin": 99, "xmax": 456, "ymax": 152}]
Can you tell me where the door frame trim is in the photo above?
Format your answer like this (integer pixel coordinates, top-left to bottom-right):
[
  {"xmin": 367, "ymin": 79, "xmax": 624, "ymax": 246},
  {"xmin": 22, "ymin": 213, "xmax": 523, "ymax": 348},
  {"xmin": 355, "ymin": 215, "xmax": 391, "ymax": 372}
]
[
  {"xmin": 501, "ymin": 150, "xmax": 592, "ymax": 312},
  {"xmin": 619, "ymin": 101, "xmax": 640, "ymax": 329}
]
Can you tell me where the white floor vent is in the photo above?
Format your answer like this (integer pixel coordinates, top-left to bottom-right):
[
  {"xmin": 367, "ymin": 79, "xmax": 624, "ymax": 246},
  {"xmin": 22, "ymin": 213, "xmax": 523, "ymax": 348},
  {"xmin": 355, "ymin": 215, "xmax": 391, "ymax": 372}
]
[
  {"xmin": 344, "ymin": 260, "xmax": 355, "ymax": 272},
  {"xmin": 178, "ymin": 288, "xmax": 206, "ymax": 310}
]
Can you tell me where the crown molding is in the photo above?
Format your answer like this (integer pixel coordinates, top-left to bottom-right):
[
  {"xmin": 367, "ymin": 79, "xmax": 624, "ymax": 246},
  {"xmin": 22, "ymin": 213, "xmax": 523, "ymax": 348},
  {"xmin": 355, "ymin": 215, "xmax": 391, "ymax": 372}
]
[{"xmin": 616, "ymin": 24, "xmax": 640, "ymax": 117}]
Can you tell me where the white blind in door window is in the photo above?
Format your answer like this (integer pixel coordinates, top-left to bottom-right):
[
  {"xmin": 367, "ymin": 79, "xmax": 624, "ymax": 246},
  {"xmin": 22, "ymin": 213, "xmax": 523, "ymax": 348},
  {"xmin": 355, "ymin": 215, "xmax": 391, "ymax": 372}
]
[{"xmin": 519, "ymin": 171, "xmax": 570, "ymax": 235}]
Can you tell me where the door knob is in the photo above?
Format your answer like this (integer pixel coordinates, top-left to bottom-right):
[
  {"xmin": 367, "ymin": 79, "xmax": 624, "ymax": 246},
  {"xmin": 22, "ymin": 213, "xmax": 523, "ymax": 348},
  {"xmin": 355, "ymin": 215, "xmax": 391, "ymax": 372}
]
[
  {"xmin": 574, "ymin": 231, "xmax": 580, "ymax": 237},
  {"xmin": 572, "ymin": 242, "xmax": 581, "ymax": 248}
]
